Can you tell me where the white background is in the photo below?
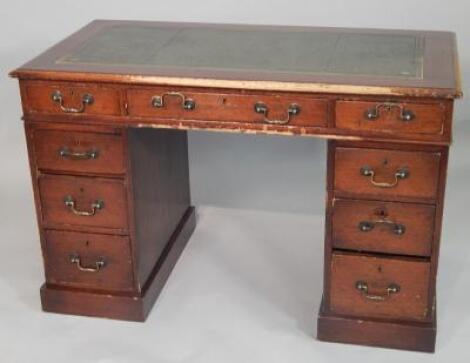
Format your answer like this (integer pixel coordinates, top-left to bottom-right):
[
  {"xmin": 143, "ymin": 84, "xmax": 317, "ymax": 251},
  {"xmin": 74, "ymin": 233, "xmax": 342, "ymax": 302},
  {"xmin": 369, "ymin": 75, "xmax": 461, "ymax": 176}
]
[{"xmin": 0, "ymin": 1, "xmax": 469, "ymax": 362}]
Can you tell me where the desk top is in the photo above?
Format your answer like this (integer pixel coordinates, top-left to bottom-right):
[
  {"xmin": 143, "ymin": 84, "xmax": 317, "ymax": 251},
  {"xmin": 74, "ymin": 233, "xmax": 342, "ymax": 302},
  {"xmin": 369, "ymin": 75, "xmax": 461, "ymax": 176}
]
[{"xmin": 11, "ymin": 20, "xmax": 462, "ymax": 98}]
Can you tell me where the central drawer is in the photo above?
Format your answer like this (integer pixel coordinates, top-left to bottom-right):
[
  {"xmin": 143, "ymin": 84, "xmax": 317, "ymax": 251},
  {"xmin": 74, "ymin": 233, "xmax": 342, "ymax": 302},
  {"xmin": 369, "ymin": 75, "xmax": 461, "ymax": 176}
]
[
  {"xmin": 329, "ymin": 253, "xmax": 431, "ymax": 321},
  {"xmin": 127, "ymin": 87, "xmax": 328, "ymax": 127},
  {"xmin": 38, "ymin": 174, "xmax": 128, "ymax": 230}
]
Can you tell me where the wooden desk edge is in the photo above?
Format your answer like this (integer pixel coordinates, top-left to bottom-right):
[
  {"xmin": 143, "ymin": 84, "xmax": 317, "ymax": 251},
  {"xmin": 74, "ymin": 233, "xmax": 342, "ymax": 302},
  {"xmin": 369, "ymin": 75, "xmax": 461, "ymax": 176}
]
[{"xmin": 9, "ymin": 69, "xmax": 462, "ymax": 100}]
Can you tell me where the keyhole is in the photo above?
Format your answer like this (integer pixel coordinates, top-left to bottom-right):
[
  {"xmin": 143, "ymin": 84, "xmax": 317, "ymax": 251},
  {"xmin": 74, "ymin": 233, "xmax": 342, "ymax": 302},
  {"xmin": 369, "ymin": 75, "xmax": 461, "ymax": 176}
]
[
  {"xmin": 80, "ymin": 187, "xmax": 84, "ymax": 193},
  {"xmin": 374, "ymin": 207, "xmax": 388, "ymax": 218},
  {"xmin": 378, "ymin": 265, "xmax": 382, "ymax": 273},
  {"xmin": 85, "ymin": 240, "xmax": 90, "ymax": 247},
  {"xmin": 382, "ymin": 158, "xmax": 389, "ymax": 166}
]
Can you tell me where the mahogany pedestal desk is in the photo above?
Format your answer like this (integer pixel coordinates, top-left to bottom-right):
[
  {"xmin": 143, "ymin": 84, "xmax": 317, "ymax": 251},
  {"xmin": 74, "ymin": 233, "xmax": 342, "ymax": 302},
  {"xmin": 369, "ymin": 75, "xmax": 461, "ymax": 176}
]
[{"xmin": 10, "ymin": 20, "xmax": 462, "ymax": 352}]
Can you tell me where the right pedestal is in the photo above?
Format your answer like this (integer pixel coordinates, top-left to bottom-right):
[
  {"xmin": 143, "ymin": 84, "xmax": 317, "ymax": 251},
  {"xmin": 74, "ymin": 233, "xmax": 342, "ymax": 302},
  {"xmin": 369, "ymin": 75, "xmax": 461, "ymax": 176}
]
[{"xmin": 318, "ymin": 140, "xmax": 448, "ymax": 352}]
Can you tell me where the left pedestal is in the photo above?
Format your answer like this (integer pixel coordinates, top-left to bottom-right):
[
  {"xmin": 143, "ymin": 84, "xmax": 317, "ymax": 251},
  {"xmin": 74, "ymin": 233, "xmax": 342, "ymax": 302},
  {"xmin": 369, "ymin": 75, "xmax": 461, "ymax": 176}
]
[{"xmin": 25, "ymin": 123, "xmax": 194, "ymax": 321}]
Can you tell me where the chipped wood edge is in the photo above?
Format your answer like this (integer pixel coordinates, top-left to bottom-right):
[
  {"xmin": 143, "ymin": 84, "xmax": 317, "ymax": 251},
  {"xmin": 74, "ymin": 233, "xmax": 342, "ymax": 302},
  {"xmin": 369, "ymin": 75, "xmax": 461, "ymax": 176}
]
[
  {"xmin": 453, "ymin": 35, "xmax": 464, "ymax": 99},
  {"xmin": 133, "ymin": 122, "xmax": 451, "ymax": 146}
]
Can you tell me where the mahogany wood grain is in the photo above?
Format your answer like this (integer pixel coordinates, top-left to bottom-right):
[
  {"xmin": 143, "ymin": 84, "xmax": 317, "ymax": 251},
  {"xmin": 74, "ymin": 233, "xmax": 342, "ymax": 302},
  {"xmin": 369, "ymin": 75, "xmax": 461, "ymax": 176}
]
[
  {"xmin": 334, "ymin": 146, "xmax": 441, "ymax": 202},
  {"xmin": 23, "ymin": 81, "xmax": 122, "ymax": 116},
  {"xmin": 331, "ymin": 199, "xmax": 435, "ymax": 257},
  {"xmin": 335, "ymin": 100, "xmax": 446, "ymax": 135},
  {"xmin": 19, "ymin": 80, "xmax": 457, "ymax": 145},
  {"xmin": 424, "ymin": 146, "xmax": 449, "ymax": 335},
  {"xmin": 44, "ymin": 230, "xmax": 134, "ymax": 292},
  {"xmin": 317, "ymin": 300, "xmax": 436, "ymax": 352},
  {"xmin": 34, "ymin": 129, "xmax": 126, "ymax": 175},
  {"xmin": 40, "ymin": 207, "xmax": 196, "ymax": 321},
  {"xmin": 320, "ymin": 140, "xmax": 448, "ymax": 352},
  {"xmin": 329, "ymin": 252, "xmax": 431, "ymax": 321},
  {"xmin": 127, "ymin": 128, "xmax": 191, "ymax": 288},
  {"xmin": 10, "ymin": 20, "xmax": 462, "ymax": 353},
  {"xmin": 127, "ymin": 87, "xmax": 328, "ymax": 127},
  {"xmin": 38, "ymin": 174, "xmax": 128, "ymax": 230}
]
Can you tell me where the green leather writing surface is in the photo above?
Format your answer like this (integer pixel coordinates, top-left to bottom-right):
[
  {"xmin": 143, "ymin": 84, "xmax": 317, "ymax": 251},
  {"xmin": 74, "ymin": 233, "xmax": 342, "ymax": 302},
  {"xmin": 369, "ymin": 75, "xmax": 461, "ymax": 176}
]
[{"xmin": 58, "ymin": 25, "xmax": 424, "ymax": 79}]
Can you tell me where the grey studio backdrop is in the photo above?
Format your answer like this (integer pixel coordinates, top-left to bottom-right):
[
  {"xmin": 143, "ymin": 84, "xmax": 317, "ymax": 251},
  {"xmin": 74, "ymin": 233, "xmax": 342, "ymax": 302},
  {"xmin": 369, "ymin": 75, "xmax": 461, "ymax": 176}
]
[{"xmin": 1, "ymin": 1, "xmax": 469, "ymax": 363}]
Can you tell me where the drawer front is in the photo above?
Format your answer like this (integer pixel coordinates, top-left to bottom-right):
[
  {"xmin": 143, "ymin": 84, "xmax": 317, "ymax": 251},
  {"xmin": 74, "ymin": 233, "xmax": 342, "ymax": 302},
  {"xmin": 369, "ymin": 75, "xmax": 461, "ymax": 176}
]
[
  {"xmin": 23, "ymin": 82, "xmax": 121, "ymax": 116},
  {"xmin": 334, "ymin": 147, "xmax": 441, "ymax": 201},
  {"xmin": 330, "ymin": 253, "xmax": 430, "ymax": 321},
  {"xmin": 39, "ymin": 174, "xmax": 128, "ymax": 230},
  {"xmin": 332, "ymin": 199, "xmax": 435, "ymax": 257},
  {"xmin": 127, "ymin": 88, "xmax": 328, "ymax": 127},
  {"xmin": 44, "ymin": 230, "xmax": 134, "ymax": 291},
  {"xmin": 34, "ymin": 129, "xmax": 125, "ymax": 175},
  {"xmin": 335, "ymin": 100, "xmax": 446, "ymax": 135}
]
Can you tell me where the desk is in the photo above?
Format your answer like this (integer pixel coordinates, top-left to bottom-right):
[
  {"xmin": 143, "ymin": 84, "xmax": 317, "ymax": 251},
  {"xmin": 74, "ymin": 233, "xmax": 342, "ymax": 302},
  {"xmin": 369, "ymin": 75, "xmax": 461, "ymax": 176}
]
[{"xmin": 10, "ymin": 20, "xmax": 462, "ymax": 352}]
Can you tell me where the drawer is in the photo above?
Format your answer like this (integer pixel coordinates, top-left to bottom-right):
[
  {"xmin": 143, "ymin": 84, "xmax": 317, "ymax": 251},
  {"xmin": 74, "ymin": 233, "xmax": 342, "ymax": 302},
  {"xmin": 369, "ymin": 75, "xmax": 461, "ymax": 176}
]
[
  {"xmin": 34, "ymin": 129, "xmax": 125, "ymax": 175},
  {"xmin": 39, "ymin": 174, "xmax": 128, "ymax": 230},
  {"xmin": 335, "ymin": 100, "xmax": 446, "ymax": 135},
  {"xmin": 334, "ymin": 147, "xmax": 441, "ymax": 201},
  {"xmin": 44, "ymin": 230, "xmax": 134, "ymax": 292},
  {"xmin": 23, "ymin": 81, "xmax": 121, "ymax": 116},
  {"xmin": 332, "ymin": 199, "xmax": 435, "ymax": 257},
  {"xmin": 127, "ymin": 88, "xmax": 328, "ymax": 127},
  {"xmin": 329, "ymin": 253, "xmax": 430, "ymax": 321}
]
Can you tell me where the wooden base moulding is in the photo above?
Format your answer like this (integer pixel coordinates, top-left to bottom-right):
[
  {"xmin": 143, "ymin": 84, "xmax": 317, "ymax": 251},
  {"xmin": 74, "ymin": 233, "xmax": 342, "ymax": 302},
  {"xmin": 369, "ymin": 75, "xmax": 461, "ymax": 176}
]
[{"xmin": 317, "ymin": 300, "xmax": 436, "ymax": 352}]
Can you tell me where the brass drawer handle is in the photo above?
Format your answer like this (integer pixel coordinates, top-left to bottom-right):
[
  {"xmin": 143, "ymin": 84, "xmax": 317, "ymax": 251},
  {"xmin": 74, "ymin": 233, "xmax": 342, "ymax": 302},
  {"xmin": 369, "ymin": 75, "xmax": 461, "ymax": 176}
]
[
  {"xmin": 364, "ymin": 102, "xmax": 415, "ymax": 122},
  {"xmin": 69, "ymin": 253, "xmax": 106, "ymax": 272},
  {"xmin": 64, "ymin": 195, "xmax": 104, "ymax": 216},
  {"xmin": 355, "ymin": 281, "xmax": 400, "ymax": 301},
  {"xmin": 59, "ymin": 147, "xmax": 99, "ymax": 160},
  {"xmin": 51, "ymin": 91, "xmax": 94, "ymax": 113},
  {"xmin": 360, "ymin": 166, "xmax": 409, "ymax": 188},
  {"xmin": 254, "ymin": 102, "xmax": 301, "ymax": 125},
  {"xmin": 358, "ymin": 220, "xmax": 406, "ymax": 235},
  {"xmin": 151, "ymin": 92, "xmax": 196, "ymax": 110}
]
